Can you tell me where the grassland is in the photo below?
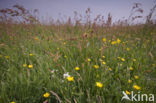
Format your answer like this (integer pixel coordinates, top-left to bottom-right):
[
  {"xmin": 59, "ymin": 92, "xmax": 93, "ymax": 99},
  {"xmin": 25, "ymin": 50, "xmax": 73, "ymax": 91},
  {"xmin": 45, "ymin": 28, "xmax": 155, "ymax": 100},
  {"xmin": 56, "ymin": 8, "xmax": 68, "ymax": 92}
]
[{"xmin": 0, "ymin": 21, "xmax": 156, "ymax": 103}]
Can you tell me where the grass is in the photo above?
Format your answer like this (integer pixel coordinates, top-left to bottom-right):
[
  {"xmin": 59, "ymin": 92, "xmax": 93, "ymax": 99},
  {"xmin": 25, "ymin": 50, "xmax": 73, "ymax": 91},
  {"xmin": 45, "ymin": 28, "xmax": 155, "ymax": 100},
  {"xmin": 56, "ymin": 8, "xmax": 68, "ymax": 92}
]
[{"xmin": 0, "ymin": 23, "xmax": 156, "ymax": 103}]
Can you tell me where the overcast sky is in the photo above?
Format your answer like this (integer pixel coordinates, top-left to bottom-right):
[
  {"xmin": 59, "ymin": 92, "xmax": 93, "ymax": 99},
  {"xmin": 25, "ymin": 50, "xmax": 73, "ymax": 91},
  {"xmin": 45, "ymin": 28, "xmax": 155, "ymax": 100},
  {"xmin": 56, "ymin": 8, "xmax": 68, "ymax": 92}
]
[{"xmin": 0, "ymin": 0, "xmax": 155, "ymax": 23}]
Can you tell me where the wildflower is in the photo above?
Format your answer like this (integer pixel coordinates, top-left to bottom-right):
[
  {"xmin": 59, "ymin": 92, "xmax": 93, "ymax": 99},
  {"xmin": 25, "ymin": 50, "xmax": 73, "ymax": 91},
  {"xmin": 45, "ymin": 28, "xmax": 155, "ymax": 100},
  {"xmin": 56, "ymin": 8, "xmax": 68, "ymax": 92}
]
[
  {"xmin": 43, "ymin": 92, "xmax": 50, "ymax": 98},
  {"xmin": 134, "ymin": 75, "xmax": 139, "ymax": 79},
  {"xmin": 11, "ymin": 101, "xmax": 15, "ymax": 103},
  {"xmin": 129, "ymin": 67, "xmax": 133, "ymax": 70},
  {"xmin": 133, "ymin": 59, "xmax": 136, "ymax": 62},
  {"xmin": 96, "ymin": 74, "xmax": 100, "ymax": 78},
  {"xmin": 111, "ymin": 41, "xmax": 117, "ymax": 45},
  {"xmin": 128, "ymin": 79, "xmax": 132, "ymax": 83},
  {"xmin": 103, "ymin": 38, "xmax": 106, "ymax": 42},
  {"xmin": 120, "ymin": 64, "xmax": 122, "ymax": 66},
  {"xmin": 51, "ymin": 70, "xmax": 55, "ymax": 74},
  {"xmin": 63, "ymin": 72, "xmax": 70, "ymax": 78},
  {"xmin": 28, "ymin": 65, "xmax": 33, "ymax": 68},
  {"xmin": 133, "ymin": 85, "xmax": 141, "ymax": 90},
  {"xmin": 102, "ymin": 56, "xmax": 105, "ymax": 58},
  {"xmin": 102, "ymin": 61, "xmax": 106, "ymax": 65},
  {"xmin": 126, "ymin": 48, "xmax": 130, "ymax": 51},
  {"xmin": 75, "ymin": 67, "xmax": 80, "ymax": 71},
  {"xmin": 94, "ymin": 65, "xmax": 99, "ymax": 69},
  {"xmin": 57, "ymin": 48, "xmax": 60, "ymax": 50},
  {"xmin": 5, "ymin": 56, "xmax": 9, "ymax": 59},
  {"xmin": 63, "ymin": 42, "xmax": 66, "ymax": 45},
  {"xmin": 108, "ymin": 68, "xmax": 112, "ymax": 71},
  {"xmin": 64, "ymin": 55, "xmax": 67, "ymax": 58},
  {"xmin": 96, "ymin": 82, "xmax": 103, "ymax": 88},
  {"xmin": 23, "ymin": 64, "xmax": 27, "ymax": 67},
  {"xmin": 87, "ymin": 58, "xmax": 91, "ymax": 62},
  {"xmin": 117, "ymin": 38, "xmax": 121, "ymax": 44},
  {"xmin": 108, "ymin": 40, "xmax": 111, "ymax": 42},
  {"xmin": 121, "ymin": 58, "xmax": 125, "ymax": 62},
  {"xmin": 117, "ymin": 57, "xmax": 121, "ymax": 59},
  {"xmin": 126, "ymin": 90, "xmax": 131, "ymax": 95},
  {"xmin": 67, "ymin": 76, "xmax": 74, "ymax": 82},
  {"xmin": 29, "ymin": 53, "xmax": 33, "ymax": 56},
  {"xmin": 152, "ymin": 64, "xmax": 155, "ymax": 67}
]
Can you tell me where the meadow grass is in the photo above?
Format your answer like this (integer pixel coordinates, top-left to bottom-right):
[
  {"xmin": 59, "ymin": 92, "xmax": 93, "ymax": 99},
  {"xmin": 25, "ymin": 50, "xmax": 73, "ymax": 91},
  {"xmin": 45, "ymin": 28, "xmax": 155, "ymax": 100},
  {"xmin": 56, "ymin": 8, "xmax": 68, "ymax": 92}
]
[{"xmin": 0, "ymin": 23, "xmax": 156, "ymax": 103}]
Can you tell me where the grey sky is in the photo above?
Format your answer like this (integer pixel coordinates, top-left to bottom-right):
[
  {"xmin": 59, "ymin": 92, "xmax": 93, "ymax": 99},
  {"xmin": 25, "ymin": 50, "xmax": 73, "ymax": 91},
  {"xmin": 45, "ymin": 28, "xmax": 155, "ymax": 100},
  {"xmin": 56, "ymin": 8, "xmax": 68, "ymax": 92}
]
[{"xmin": 0, "ymin": 0, "xmax": 155, "ymax": 23}]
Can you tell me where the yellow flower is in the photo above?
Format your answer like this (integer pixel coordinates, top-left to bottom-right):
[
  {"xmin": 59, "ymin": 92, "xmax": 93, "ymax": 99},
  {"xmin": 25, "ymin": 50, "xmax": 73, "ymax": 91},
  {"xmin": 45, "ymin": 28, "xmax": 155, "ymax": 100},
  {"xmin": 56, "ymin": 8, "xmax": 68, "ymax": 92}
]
[
  {"xmin": 133, "ymin": 85, "xmax": 141, "ymax": 90},
  {"xmin": 129, "ymin": 67, "xmax": 133, "ymax": 70},
  {"xmin": 152, "ymin": 64, "xmax": 155, "ymax": 67},
  {"xmin": 126, "ymin": 90, "xmax": 131, "ymax": 95},
  {"xmin": 117, "ymin": 38, "xmax": 121, "ymax": 44},
  {"xmin": 64, "ymin": 55, "xmax": 67, "ymax": 58},
  {"xmin": 134, "ymin": 75, "xmax": 139, "ymax": 79},
  {"xmin": 120, "ymin": 64, "xmax": 122, "ymax": 66},
  {"xmin": 43, "ymin": 92, "xmax": 50, "ymax": 98},
  {"xmin": 126, "ymin": 48, "xmax": 130, "ymax": 51},
  {"xmin": 11, "ymin": 101, "xmax": 15, "ymax": 103},
  {"xmin": 128, "ymin": 79, "xmax": 132, "ymax": 83},
  {"xmin": 102, "ymin": 62, "xmax": 106, "ymax": 65},
  {"xmin": 102, "ymin": 56, "xmax": 105, "ymax": 58},
  {"xmin": 75, "ymin": 67, "xmax": 80, "ymax": 71},
  {"xmin": 96, "ymin": 82, "xmax": 103, "ymax": 88},
  {"xmin": 133, "ymin": 59, "xmax": 136, "ymax": 62},
  {"xmin": 5, "ymin": 56, "xmax": 9, "ymax": 59},
  {"xmin": 103, "ymin": 38, "xmax": 106, "ymax": 42},
  {"xmin": 23, "ymin": 64, "xmax": 27, "ymax": 67},
  {"xmin": 87, "ymin": 58, "xmax": 91, "ymax": 62},
  {"xmin": 108, "ymin": 68, "xmax": 112, "ymax": 71},
  {"xmin": 29, "ymin": 53, "xmax": 33, "ymax": 56},
  {"xmin": 67, "ymin": 76, "xmax": 74, "ymax": 82},
  {"xmin": 111, "ymin": 41, "xmax": 117, "ymax": 45},
  {"xmin": 94, "ymin": 65, "xmax": 99, "ymax": 69},
  {"xmin": 117, "ymin": 57, "xmax": 121, "ymax": 59},
  {"xmin": 96, "ymin": 74, "xmax": 100, "ymax": 78},
  {"xmin": 28, "ymin": 65, "xmax": 33, "ymax": 68},
  {"xmin": 63, "ymin": 42, "xmax": 66, "ymax": 45},
  {"xmin": 121, "ymin": 58, "xmax": 125, "ymax": 62}
]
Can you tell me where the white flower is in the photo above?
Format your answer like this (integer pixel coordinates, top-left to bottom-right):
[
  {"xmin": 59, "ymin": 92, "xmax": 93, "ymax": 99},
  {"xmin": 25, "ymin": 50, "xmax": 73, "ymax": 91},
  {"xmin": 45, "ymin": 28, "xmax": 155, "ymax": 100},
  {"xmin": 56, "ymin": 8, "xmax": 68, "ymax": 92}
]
[
  {"xmin": 63, "ymin": 72, "xmax": 70, "ymax": 78},
  {"xmin": 51, "ymin": 70, "xmax": 55, "ymax": 74}
]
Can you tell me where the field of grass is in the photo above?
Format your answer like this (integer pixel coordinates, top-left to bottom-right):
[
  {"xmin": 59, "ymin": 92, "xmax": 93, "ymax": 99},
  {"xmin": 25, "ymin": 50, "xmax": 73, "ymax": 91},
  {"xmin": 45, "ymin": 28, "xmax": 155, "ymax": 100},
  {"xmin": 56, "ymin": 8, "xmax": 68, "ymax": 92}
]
[{"xmin": 0, "ymin": 22, "xmax": 156, "ymax": 103}]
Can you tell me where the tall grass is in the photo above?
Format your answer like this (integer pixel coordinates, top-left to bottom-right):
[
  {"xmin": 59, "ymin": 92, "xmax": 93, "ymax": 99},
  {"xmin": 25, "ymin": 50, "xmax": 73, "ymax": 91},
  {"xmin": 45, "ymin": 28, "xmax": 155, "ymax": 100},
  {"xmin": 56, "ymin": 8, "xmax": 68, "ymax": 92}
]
[{"xmin": 0, "ymin": 3, "xmax": 156, "ymax": 103}]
